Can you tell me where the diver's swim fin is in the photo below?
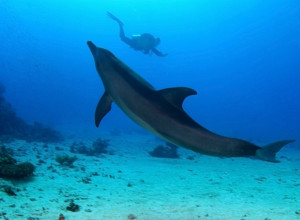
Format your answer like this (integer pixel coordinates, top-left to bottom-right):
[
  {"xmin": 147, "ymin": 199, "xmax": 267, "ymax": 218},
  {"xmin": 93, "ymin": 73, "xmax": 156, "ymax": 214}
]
[
  {"xmin": 107, "ymin": 11, "xmax": 123, "ymax": 26},
  {"xmin": 256, "ymin": 140, "xmax": 295, "ymax": 162}
]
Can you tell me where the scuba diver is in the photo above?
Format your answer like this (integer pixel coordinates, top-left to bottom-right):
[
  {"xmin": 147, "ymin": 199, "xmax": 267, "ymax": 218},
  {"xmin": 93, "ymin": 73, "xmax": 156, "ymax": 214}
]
[{"xmin": 107, "ymin": 11, "xmax": 168, "ymax": 57}]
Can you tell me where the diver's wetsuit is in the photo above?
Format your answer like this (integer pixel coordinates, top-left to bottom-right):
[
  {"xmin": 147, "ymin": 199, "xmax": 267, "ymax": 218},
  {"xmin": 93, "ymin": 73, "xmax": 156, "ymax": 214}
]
[{"xmin": 107, "ymin": 12, "xmax": 167, "ymax": 57}]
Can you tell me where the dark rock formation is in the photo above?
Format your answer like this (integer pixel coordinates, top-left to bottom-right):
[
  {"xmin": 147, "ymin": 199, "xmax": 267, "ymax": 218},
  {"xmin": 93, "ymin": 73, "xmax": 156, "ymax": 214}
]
[
  {"xmin": 58, "ymin": 214, "xmax": 66, "ymax": 220},
  {"xmin": 90, "ymin": 138, "xmax": 109, "ymax": 155},
  {"xmin": 0, "ymin": 162, "xmax": 35, "ymax": 178},
  {"xmin": 149, "ymin": 142, "xmax": 180, "ymax": 159},
  {"xmin": 66, "ymin": 199, "xmax": 80, "ymax": 212},
  {"xmin": 70, "ymin": 142, "xmax": 89, "ymax": 154},
  {"xmin": 0, "ymin": 82, "xmax": 64, "ymax": 143},
  {"xmin": 1, "ymin": 185, "xmax": 17, "ymax": 196},
  {"xmin": 70, "ymin": 138, "xmax": 110, "ymax": 156},
  {"xmin": 0, "ymin": 145, "xmax": 35, "ymax": 179},
  {"xmin": 128, "ymin": 214, "xmax": 137, "ymax": 219},
  {"xmin": 55, "ymin": 154, "xmax": 77, "ymax": 167}
]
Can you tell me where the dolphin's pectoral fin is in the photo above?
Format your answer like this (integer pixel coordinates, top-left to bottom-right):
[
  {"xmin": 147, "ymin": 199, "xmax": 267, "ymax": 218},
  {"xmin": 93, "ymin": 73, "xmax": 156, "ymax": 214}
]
[
  {"xmin": 95, "ymin": 92, "xmax": 113, "ymax": 127},
  {"xmin": 158, "ymin": 87, "xmax": 197, "ymax": 109},
  {"xmin": 256, "ymin": 139, "xmax": 295, "ymax": 162}
]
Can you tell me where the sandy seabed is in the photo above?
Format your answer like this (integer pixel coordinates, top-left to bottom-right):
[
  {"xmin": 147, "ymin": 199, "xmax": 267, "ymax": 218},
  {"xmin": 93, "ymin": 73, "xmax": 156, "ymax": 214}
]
[{"xmin": 0, "ymin": 130, "xmax": 299, "ymax": 220}]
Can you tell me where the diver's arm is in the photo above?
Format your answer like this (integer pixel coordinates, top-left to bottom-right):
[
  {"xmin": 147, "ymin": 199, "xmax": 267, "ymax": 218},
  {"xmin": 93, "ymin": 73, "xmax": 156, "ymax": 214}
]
[
  {"xmin": 107, "ymin": 11, "xmax": 133, "ymax": 46},
  {"xmin": 152, "ymin": 48, "xmax": 168, "ymax": 57}
]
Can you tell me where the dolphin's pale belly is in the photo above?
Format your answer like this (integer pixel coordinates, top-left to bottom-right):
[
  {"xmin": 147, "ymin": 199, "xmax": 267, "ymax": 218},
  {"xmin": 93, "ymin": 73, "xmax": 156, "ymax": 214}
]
[{"xmin": 111, "ymin": 87, "xmax": 162, "ymax": 136}]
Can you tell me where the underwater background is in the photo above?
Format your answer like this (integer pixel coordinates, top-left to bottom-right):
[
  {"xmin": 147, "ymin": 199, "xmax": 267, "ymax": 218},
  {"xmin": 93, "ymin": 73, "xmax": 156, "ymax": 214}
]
[
  {"xmin": 1, "ymin": 0, "xmax": 300, "ymax": 142},
  {"xmin": 0, "ymin": 1, "xmax": 300, "ymax": 219}
]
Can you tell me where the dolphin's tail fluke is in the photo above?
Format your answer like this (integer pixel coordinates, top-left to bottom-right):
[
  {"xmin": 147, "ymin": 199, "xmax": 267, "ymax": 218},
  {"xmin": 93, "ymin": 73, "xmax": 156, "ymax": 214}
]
[{"xmin": 256, "ymin": 140, "xmax": 295, "ymax": 163}]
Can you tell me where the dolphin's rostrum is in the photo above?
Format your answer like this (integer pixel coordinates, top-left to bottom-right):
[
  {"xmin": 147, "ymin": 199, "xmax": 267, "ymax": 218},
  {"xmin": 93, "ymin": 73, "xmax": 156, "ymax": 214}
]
[{"xmin": 87, "ymin": 41, "xmax": 295, "ymax": 163}]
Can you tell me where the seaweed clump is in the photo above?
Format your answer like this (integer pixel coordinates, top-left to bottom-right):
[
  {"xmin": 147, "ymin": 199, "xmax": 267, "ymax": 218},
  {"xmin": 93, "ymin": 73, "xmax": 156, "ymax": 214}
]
[
  {"xmin": 0, "ymin": 82, "xmax": 64, "ymax": 143},
  {"xmin": 69, "ymin": 142, "xmax": 89, "ymax": 154},
  {"xmin": 149, "ymin": 142, "xmax": 180, "ymax": 159},
  {"xmin": 0, "ymin": 145, "xmax": 35, "ymax": 179},
  {"xmin": 70, "ymin": 138, "xmax": 110, "ymax": 156},
  {"xmin": 55, "ymin": 154, "xmax": 77, "ymax": 167}
]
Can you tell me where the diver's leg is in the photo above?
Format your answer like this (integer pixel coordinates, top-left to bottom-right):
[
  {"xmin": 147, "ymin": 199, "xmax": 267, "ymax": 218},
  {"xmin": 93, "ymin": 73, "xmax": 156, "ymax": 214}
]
[
  {"xmin": 118, "ymin": 24, "xmax": 132, "ymax": 45},
  {"xmin": 107, "ymin": 11, "xmax": 123, "ymax": 26},
  {"xmin": 107, "ymin": 11, "xmax": 132, "ymax": 46}
]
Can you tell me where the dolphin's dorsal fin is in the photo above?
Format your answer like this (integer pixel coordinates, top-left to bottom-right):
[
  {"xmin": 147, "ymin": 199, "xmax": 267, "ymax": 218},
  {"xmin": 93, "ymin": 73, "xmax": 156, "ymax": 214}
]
[
  {"xmin": 95, "ymin": 91, "xmax": 113, "ymax": 127},
  {"xmin": 158, "ymin": 87, "xmax": 197, "ymax": 109}
]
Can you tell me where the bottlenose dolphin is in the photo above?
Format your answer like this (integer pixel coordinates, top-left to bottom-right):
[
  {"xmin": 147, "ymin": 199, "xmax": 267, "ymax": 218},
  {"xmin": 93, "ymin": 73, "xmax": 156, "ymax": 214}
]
[{"xmin": 87, "ymin": 41, "xmax": 295, "ymax": 163}]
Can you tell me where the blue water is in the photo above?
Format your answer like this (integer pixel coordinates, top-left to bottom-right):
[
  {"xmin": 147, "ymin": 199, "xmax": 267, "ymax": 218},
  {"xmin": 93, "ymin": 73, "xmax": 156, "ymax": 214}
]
[{"xmin": 1, "ymin": 0, "xmax": 300, "ymax": 143}]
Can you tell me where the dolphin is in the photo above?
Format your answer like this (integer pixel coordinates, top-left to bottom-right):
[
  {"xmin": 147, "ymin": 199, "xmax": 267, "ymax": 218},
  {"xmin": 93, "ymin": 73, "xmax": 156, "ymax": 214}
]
[{"xmin": 87, "ymin": 41, "xmax": 295, "ymax": 163}]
